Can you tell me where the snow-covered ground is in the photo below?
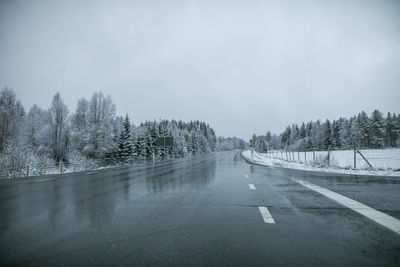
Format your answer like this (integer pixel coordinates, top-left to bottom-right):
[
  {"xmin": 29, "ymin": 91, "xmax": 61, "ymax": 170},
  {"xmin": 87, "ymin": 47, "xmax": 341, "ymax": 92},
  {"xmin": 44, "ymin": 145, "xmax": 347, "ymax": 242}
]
[{"xmin": 241, "ymin": 149, "xmax": 400, "ymax": 177}]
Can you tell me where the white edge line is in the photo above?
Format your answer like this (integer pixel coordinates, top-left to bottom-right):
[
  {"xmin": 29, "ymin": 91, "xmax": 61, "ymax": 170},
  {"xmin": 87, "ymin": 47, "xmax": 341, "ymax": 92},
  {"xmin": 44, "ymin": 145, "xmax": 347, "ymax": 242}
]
[{"xmin": 293, "ymin": 178, "xmax": 400, "ymax": 235}]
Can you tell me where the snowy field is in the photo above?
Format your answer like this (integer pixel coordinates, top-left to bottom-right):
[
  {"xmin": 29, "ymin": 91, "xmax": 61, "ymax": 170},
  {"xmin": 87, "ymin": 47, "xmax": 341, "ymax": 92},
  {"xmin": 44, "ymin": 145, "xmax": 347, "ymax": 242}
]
[{"xmin": 242, "ymin": 149, "xmax": 400, "ymax": 177}]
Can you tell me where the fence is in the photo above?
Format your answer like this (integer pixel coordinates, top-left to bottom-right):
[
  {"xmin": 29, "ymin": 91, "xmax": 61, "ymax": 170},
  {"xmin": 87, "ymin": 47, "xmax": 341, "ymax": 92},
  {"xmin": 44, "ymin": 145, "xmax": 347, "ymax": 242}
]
[
  {"xmin": 263, "ymin": 148, "xmax": 400, "ymax": 171},
  {"xmin": 0, "ymin": 158, "xmax": 112, "ymax": 179}
]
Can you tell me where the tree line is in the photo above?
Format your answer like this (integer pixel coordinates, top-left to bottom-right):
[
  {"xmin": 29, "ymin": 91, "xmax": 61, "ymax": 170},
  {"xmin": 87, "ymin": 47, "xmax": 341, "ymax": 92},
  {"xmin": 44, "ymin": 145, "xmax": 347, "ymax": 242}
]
[
  {"xmin": 0, "ymin": 87, "xmax": 218, "ymax": 176},
  {"xmin": 215, "ymin": 136, "xmax": 246, "ymax": 151},
  {"xmin": 251, "ymin": 110, "xmax": 400, "ymax": 152}
]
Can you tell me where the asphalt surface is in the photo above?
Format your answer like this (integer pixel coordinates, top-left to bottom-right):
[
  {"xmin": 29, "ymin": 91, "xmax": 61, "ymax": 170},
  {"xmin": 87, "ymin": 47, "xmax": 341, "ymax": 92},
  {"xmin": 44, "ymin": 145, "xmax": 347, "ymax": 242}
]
[{"xmin": 1, "ymin": 151, "xmax": 399, "ymax": 266}]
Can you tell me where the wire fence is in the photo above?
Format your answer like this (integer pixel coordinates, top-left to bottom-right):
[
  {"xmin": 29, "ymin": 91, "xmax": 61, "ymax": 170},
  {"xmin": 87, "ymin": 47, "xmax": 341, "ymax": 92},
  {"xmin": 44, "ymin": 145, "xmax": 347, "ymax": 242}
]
[{"xmin": 263, "ymin": 148, "xmax": 400, "ymax": 171}]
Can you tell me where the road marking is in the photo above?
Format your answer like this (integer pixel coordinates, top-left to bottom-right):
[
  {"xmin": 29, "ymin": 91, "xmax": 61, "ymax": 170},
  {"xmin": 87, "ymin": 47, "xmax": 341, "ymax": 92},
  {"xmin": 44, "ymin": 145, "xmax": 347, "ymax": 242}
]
[
  {"xmin": 244, "ymin": 174, "xmax": 249, "ymax": 178},
  {"xmin": 258, "ymin": 207, "xmax": 275, "ymax": 223},
  {"xmin": 249, "ymin": 184, "xmax": 256, "ymax": 190},
  {"xmin": 35, "ymin": 178, "xmax": 56, "ymax": 182},
  {"xmin": 293, "ymin": 178, "xmax": 400, "ymax": 235}
]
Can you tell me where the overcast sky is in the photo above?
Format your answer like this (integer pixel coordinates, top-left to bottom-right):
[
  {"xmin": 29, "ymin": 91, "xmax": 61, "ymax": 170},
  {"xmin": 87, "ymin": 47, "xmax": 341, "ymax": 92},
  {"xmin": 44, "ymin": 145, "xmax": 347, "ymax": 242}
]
[{"xmin": 1, "ymin": 0, "xmax": 399, "ymax": 140}]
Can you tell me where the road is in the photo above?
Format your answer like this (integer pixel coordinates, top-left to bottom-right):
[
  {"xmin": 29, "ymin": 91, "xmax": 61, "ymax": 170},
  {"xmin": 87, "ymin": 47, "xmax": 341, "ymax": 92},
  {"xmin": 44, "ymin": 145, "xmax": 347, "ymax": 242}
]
[{"xmin": 1, "ymin": 151, "xmax": 399, "ymax": 266}]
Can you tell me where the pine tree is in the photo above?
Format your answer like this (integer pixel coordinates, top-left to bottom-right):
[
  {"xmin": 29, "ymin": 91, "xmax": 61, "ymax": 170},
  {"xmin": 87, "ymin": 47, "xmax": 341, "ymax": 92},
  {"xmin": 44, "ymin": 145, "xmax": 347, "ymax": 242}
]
[
  {"xmin": 349, "ymin": 116, "xmax": 359, "ymax": 147},
  {"xmin": 324, "ymin": 120, "xmax": 334, "ymax": 150},
  {"xmin": 281, "ymin": 126, "xmax": 291, "ymax": 149},
  {"xmin": 134, "ymin": 136, "xmax": 147, "ymax": 162},
  {"xmin": 185, "ymin": 131, "xmax": 192, "ymax": 156},
  {"xmin": 304, "ymin": 122, "xmax": 313, "ymax": 150},
  {"xmin": 117, "ymin": 114, "xmax": 134, "ymax": 163},
  {"xmin": 332, "ymin": 120, "xmax": 341, "ymax": 149},
  {"xmin": 393, "ymin": 113, "xmax": 400, "ymax": 146},
  {"xmin": 369, "ymin": 110, "xmax": 385, "ymax": 148},
  {"xmin": 386, "ymin": 112, "xmax": 395, "ymax": 147},
  {"xmin": 357, "ymin": 111, "xmax": 370, "ymax": 148},
  {"xmin": 191, "ymin": 131, "xmax": 199, "ymax": 155}
]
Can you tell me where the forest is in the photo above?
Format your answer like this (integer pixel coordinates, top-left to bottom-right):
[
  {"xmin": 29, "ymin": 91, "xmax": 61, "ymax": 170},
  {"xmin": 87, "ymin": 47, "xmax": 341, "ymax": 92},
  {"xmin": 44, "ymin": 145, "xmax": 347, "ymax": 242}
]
[
  {"xmin": 251, "ymin": 110, "xmax": 400, "ymax": 153},
  {"xmin": 0, "ymin": 87, "xmax": 225, "ymax": 177}
]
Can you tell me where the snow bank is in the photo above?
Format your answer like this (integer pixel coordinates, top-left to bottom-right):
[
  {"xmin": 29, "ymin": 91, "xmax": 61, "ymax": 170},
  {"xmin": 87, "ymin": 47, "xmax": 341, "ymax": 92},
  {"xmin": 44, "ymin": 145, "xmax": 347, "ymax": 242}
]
[{"xmin": 241, "ymin": 150, "xmax": 400, "ymax": 177}]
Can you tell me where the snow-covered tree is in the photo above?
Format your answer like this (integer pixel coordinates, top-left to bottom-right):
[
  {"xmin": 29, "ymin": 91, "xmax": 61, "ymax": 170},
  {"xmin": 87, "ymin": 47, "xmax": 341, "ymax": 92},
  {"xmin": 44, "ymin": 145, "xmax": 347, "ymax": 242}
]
[
  {"xmin": 70, "ymin": 98, "xmax": 90, "ymax": 154},
  {"xmin": 332, "ymin": 120, "xmax": 342, "ymax": 149},
  {"xmin": 116, "ymin": 114, "xmax": 134, "ymax": 163},
  {"xmin": 87, "ymin": 92, "xmax": 117, "ymax": 159},
  {"xmin": 385, "ymin": 112, "xmax": 396, "ymax": 147},
  {"xmin": 369, "ymin": 110, "xmax": 385, "ymax": 148},
  {"xmin": 0, "ymin": 87, "xmax": 25, "ymax": 151},
  {"xmin": 262, "ymin": 109, "xmax": 399, "ymax": 151},
  {"xmin": 323, "ymin": 120, "xmax": 334, "ymax": 150},
  {"xmin": 357, "ymin": 111, "xmax": 370, "ymax": 148},
  {"xmin": 49, "ymin": 93, "xmax": 70, "ymax": 163},
  {"xmin": 25, "ymin": 105, "xmax": 48, "ymax": 151}
]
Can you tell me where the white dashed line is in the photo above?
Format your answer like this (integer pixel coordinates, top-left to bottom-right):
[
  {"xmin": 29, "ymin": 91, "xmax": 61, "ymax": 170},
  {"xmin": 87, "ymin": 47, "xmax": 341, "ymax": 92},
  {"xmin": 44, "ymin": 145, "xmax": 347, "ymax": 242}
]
[
  {"xmin": 258, "ymin": 207, "xmax": 275, "ymax": 223},
  {"xmin": 244, "ymin": 174, "xmax": 249, "ymax": 178},
  {"xmin": 294, "ymin": 178, "xmax": 400, "ymax": 235},
  {"xmin": 249, "ymin": 184, "xmax": 256, "ymax": 190},
  {"xmin": 35, "ymin": 178, "xmax": 56, "ymax": 182}
]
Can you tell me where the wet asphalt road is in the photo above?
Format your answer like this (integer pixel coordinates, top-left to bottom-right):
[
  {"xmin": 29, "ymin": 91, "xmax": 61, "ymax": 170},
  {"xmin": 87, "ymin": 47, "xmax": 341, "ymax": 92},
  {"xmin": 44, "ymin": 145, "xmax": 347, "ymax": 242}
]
[{"xmin": 1, "ymin": 151, "xmax": 400, "ymax": 266}]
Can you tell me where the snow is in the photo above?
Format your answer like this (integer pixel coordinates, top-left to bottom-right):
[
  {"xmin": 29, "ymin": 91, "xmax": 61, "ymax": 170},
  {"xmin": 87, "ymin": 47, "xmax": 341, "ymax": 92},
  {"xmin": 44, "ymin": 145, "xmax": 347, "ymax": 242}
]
[
  {"xmin": 264, "ymin": 149, "xmax": 400, "ymax": 170},
  {"xmin": 241, "ymin": 149, "xmax": 400, "ymax": 177}
]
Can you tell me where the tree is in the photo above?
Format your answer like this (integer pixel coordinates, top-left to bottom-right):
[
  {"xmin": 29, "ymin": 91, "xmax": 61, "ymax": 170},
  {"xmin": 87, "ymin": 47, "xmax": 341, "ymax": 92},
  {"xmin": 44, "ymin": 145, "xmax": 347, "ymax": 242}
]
[
  {"xmin": 70, "ymin": 98, "xmax": 90, "ymax": 154},
  {"xmin": 281, "ymin": 126, "xmax": 291, "ymax": 149},
  {"xmin": 0, "ymin": 87, "xmax": 25, "ymax": 151},
  {"xmin": 264, "ymin": 109, "xmax": 400, "ymax": 152},
  {"xmin": 116, "ymin": 114, "xmax": 134, "ymax": 163},
  {"xmin": 49, "ymin": 93, "xmax": 69, "ymax": 163},
  {"xmin": 323, "ymin": 120, "xmax": 334, "ymax": 150},
  {"xmin": 87, "ymin": 92, "xmax": 117, "ymax": 159},
  {"xmin": 357, "ymin": 111, "xmax": 370, "ymax": 148},
  {"xmin": 385, "ymin": 112, "xmax": 396, "ymax": 147},
  {"xmin": 332, "ymin": 120, "xmax": 342, "ymax": 149},
  {"xmin": 369, "ymin": 110, "xmax": 385, "ymax": 148},
  {"xmin": 25, "ymin": 105, "xmax": 48, "ymax": 151},
  {"xmin": 393, "ymin": 113, "xmax": 400, "ymax": 146},
  {"xmin": 0, "ymin": 143, "xmax": 32, "ymax": 178}
]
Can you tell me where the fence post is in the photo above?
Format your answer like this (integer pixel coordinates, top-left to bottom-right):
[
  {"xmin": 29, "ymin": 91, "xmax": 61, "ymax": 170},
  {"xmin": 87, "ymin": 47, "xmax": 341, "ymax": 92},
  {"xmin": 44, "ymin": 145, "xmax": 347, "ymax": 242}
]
[
  {"xmin": 297, "ymin": 151, "xmax": 300, "ymax": 162},
  {"xmin": 27, "ymin": 165, "xmax": 29, "ymax": 176},
  {"xmin": 304, "ymin": 151, "xmax": 307, "ymax": 164},
  {"xmin": 328, "ymin": 147, "xmax": 330, "ymax": 166},
  {"xmin": 353, "ymin": 145, "xmax": 356, "ymax": 169},
  {"xmin": 313, "ymin": 150, "xmax": 315, "ymax": 164}
]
